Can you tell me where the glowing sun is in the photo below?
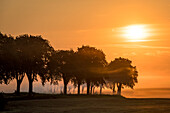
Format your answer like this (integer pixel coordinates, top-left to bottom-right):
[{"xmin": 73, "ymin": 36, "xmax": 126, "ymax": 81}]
[{"xmin": 123, "ymin": 25, "xmax": 149, "ymax": 42}]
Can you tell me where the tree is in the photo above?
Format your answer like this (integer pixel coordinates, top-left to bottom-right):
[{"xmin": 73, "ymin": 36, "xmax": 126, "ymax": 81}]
[
  {"xmin": 0, "ymin": 32, "xmax": 26, "ymax": 94},
  {"xmin": 105, "ymin": 57, "xmax": 138, "ymax": 95},
  {"xmin": 0, "ymin": 32, "xmax": 14, "ymax": 85},
  {"xmin": 15, "ymin": 34, "xmax": 53, "ymax": 94},
  {"xmin": 57, "ymin": 50, "xmax": 75, "ymax": 94},
  {"xmin": 76, "ymin": 45, "xmax": 107, "ymax": 94},
  {"xmin": 48, "ymin": 50, "xmax": 75, "ymax": 94},
  {"xmin": 71, "ymin": 52, "xmax": 85, "ymax": 95},
  {"xmin": 44, "ymin": 51, "xmax": 60, "ymax": 86}
]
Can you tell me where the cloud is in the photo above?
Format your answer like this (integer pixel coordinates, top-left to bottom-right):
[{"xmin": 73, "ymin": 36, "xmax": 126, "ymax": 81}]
[
  {"xmin": 156, "ymin": 50, "xmax": 170, "ymax": 54},
  {"xmin": 101, "ymin": 44, "xmax": 170, "ymax": 49},
  {"xmin": 144, "ymin": 52, "xmax": 156, "ymax": 56},
  {"xmin": 122, "ymin": 52, "xmax": 137, "ymax": 56},
  {"xmin": 144, "ymin": 50, "xmax": 170, "ymax": 56}
]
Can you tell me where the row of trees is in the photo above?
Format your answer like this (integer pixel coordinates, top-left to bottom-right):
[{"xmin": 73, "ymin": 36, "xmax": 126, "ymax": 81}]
[{"xmin": 0, "ymin": 32, "xmax": 138, "ymax": 95}]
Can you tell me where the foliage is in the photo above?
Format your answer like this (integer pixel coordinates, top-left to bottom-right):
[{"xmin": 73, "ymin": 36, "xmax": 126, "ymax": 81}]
[
  {"xmin": 75, "ymin": 45, "xmax": 107, "ymax": 94},
  {"xmin": 105, "ymin": 57, "xmax": 138, "ymax": 95},
  {"xmin": 15, "ymin": 34, "xmax": 54, "ymax": 94},
  {"xmin": 0, "ymin": 32, "xmax": 138, "ymax": 95},
  {"xmin": 106, "ymin": 57, "xmax": 138, "ymax": 88},
  {"xmin": 0, "ymin": 32, "xmax": 14, "ymax": 84}
]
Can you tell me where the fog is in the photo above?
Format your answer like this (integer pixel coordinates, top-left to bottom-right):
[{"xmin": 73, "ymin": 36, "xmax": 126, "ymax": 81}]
[{"xmin": 1, "ymin": 76, "xmax": 170, "ymax": 98}]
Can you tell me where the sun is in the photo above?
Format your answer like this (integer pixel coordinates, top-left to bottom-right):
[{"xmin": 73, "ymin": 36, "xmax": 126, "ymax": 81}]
[{"xmin": 123, "ymin": 25, "xmax": 149, "ymax": 42}]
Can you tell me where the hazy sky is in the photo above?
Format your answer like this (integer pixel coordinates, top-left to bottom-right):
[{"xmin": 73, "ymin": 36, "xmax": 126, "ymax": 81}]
[{"xmin": 0, "ymin": 0, "xmax": 170, "ymax": 92}]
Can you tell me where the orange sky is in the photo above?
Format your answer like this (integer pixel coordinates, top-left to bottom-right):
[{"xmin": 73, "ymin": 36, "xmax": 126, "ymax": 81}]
[{"xmin": 0, "ymin": 0, "xmax": 170, "ymax": 92}]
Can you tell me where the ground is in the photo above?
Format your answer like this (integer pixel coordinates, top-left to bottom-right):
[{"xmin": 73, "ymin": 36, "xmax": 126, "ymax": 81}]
[{"xmin": 2, "ymin": 94, "xmax": 170, "ymax": 113}]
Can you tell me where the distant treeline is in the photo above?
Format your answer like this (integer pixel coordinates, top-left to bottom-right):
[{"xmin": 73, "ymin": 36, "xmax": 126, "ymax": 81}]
[{"xmin": 0, "ymin": 32, "xmax": 138, "ymax": 95}]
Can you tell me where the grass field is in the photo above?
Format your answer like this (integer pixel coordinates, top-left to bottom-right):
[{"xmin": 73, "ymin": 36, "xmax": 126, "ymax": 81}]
[{"xmin": 2, "ymin": 93, "xmax": 170, "ymax": 113}]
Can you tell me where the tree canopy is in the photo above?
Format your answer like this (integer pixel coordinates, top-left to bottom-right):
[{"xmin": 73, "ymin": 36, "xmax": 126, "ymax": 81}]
[
  {"xmin": 0, "ymin": 32, "xmax": 138, "ymax": 95},
  {"xmin": 105, "ymin": 57, "xmax": 138, "ymax": 95}
]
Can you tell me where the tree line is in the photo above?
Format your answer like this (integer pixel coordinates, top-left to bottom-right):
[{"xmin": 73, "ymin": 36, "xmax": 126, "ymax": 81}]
[{"xmin": 0, "ymin": 32, "xmax": 138, "ymax": 95}]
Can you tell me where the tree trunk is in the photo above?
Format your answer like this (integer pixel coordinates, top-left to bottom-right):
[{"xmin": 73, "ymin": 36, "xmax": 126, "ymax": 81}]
[
  {"xmin": 90, "ymin": 85, "xmax": 93, "ymax": 94},
  {"xmin": 77, "ymin": 82, "xmax": 81, "ymax": 95},
  {"xmin": 117, "ymin": 83, "xmax": 122, "ymax": 95},
  {"xmin": 113, "ymin": 83, "xmax": 116, "ymax": 93},
  {"xmin": 16, "ymin": 80, "xmax": 21, "ymax": 95},
  {"xmin": 64, "ymin": 82, "xmax": 67, "ymax": 95},
  {"xmin": 29, "ymin": 80, "xmax": 33, "ymax": 95},
  {"xmin": 63, "ymin": 75, "xmax": 69, "ymax": 95},
  {"xmin": 100, "ymin": 85, "xmax": 102, "ymax": 95},
  {"xmin": 16, "ymin": 74, "xmax": 24, "ymax": 95},
  {"xmin": 27, "ymin": 73, "xmax": 33, "ymax": 95},
  {"xmin": 86, "ymin": 81, "xmax": 90, "ymax": 95}
]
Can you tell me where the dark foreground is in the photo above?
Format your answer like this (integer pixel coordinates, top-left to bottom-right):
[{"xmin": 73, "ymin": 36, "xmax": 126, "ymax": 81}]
[{"xmin": 2, "ymin": 93, "xmax": 170, "ymax": 113}]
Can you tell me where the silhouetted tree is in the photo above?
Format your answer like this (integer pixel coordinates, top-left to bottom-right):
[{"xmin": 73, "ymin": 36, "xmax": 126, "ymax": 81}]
[
  {"xmin": 59, "ymin": 50, "xmax": 75, "ymax": 94},
  {"xmin": 48, "ymin": 50, "xmax": 75, "ymax": 94},
  {"xmin": 105, "ymin": 57, "xmax": 138, "ymax": 95},
  {"xmin": 0, "ymin": 32, "xmax": 14, "ymax": 85},
  {"xmin": 1, "ymin": 31, "xmax": 139, "ymax": 96},
  {"xmin": 15, "ymin": 34, "xmax": 53, "ymax": 94},
  {"xmin": 71, "ymin": 52, "xmax": 86, "ymax": 95},
  {"xmin": 45, "ymin": 51, "xmax": 61, "ymax": 86},
  {"xmin": 0, "ymin": 32, "xmax": 26, "ymax": 94},
  {"xmin": 76, "ymin": 45, "xmax": 107, "ymax": 94},
  {"xmin": 13, "ymin": 39, "xmax": 26, "ymax": 94}
]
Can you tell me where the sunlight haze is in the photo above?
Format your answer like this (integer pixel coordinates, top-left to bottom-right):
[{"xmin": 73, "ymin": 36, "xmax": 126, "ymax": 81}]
[{"xmin": 0, "ymin": 0, "xmax": 170, "ymax": 94}]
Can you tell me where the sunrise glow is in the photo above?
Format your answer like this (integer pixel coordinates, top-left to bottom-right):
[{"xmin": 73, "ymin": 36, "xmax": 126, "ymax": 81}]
[
  {"xmin": 122, "ymin": 25, "xmax": 149, "ymax": 42},
  {"xmin": 1, "ymin": 1, "xmax": 170, "ymax": 108}
]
